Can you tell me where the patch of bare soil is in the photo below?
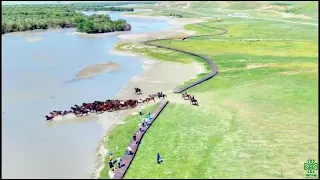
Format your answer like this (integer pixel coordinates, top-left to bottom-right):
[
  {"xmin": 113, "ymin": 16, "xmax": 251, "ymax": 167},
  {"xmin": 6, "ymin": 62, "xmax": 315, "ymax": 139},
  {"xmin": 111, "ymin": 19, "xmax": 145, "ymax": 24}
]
[
  {"xmin": 76, "ymin": 62, "xmax": 121, "ymax": 80},
  {"xmin": 246, "ymin": 63, "xmax": 276, "ymax": 69}
]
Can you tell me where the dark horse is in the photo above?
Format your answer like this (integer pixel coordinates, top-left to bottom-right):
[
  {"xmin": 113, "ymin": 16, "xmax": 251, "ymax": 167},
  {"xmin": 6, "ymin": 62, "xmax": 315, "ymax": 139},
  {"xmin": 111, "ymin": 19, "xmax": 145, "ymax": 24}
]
[
  {"xmin": 157, "ymin": 92, "xmax": 167, "ymax": 99},
  {"xmin": 181, "ymin": 92, "xmax": 191, "ymax": 100},
  {"xmin": 190, "ymin": 96, "xmax": 199, "ymax": 106},
  {"xmin": 134, "ymin": 87, "xmax": 142, "ymax": 95}
]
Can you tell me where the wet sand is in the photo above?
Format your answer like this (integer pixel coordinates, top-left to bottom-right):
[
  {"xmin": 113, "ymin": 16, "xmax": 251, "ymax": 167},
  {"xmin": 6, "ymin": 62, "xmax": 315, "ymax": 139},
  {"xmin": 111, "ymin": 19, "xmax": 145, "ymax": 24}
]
[{"xmin": 76, "ymin": 62, "xmax": 121, "ymax": 80}]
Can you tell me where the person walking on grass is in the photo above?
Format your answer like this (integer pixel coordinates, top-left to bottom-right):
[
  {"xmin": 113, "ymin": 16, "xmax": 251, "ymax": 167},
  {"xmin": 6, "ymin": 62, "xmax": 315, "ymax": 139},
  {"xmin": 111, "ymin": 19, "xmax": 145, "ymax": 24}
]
[
  {"xmin": 117, "ymin": 156, "xmax": 122, "ymax": 168},
  {"xmin": 139, "ymin": 105, "xmax": 143, "ymax": 115},
  {"xmin": 157, "ymin": 152, "xmax": 162, "ymax": 164}
]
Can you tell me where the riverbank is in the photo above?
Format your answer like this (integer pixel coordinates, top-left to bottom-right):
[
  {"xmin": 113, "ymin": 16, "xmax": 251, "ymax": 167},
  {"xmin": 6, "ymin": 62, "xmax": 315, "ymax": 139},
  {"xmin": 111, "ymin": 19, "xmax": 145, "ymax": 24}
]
[
  {"xmin": 92, "ymin": 49, "xmax": 205, "ymax": 179},
  {"xmin": 92, "ymin": 16, "xmax": 208, "ymax": 179}
]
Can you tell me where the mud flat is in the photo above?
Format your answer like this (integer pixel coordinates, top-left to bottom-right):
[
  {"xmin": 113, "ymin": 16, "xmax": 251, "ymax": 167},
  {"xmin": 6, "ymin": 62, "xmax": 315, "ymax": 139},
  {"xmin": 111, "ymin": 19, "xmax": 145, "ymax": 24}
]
[{"xmin": 76, "ymin": 62, "xmax": 121, "ymax": 80}]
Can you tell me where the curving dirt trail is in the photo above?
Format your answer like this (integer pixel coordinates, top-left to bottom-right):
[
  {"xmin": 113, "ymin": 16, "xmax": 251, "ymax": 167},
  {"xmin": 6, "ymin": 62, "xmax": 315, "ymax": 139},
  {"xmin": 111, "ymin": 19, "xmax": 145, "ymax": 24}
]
[{"xmin": 144, "ymin": 24, "xmax": 227, "ymax": 93}]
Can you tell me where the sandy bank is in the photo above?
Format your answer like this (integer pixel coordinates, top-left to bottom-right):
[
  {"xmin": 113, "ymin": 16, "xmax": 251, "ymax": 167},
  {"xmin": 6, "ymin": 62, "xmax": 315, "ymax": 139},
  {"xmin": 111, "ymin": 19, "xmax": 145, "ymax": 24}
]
[
  {"xmin": 76, "ymin": 62, "xmax": 121, "ymax": 80},
  {"xmin": 112, "ymin": 49, "xmax": 206, "ymax": 100}
]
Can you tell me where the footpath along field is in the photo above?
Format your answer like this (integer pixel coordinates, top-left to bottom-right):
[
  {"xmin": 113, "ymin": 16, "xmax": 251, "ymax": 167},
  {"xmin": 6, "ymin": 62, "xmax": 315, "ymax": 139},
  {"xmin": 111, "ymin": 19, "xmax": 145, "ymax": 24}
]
[{"xmin": 103, "ymin": 16, "xmax": 318, "ymax": 179}]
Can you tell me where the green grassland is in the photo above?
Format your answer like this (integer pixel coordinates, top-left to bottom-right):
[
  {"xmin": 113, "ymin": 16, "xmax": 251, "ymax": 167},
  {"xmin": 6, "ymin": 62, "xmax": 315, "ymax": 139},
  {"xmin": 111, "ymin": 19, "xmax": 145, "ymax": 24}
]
[
  {"xmin": 99, "ymin": 102, "xmax": 160, "ymax": 178},
  {"xmin": 137, "ymin": 1, "xmax": 318, "ymax": 21},
  {"xmin": 109, "ymin": 15, "xmax": 318, "ymax": 178},
  {"xmin": 284, "ymin": 1, "xmax": 318, "ymax": 18},
  {"xmin": 101, "ymin": 1, "xmax": 318, "ymax": 178}
]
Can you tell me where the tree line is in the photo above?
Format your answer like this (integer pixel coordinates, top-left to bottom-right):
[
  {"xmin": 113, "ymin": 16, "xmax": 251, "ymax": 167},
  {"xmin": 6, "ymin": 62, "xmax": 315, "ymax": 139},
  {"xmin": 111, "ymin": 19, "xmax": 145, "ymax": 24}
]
[{"xmin": 2, "ymin": 4, "xmax": 133, "ymax": 34}]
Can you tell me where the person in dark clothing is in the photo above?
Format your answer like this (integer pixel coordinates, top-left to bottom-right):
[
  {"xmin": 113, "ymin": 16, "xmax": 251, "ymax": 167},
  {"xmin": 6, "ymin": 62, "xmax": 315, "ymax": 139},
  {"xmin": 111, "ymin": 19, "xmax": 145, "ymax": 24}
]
[
  {"xmin": 109, "ymin": 160, "xmax": 114, "ymax": 170},
  {"xmin": 117, "ymin": 156, "xmax": 122, "ymax": 168},
  {"xmin": 157, "ymin": 152, "xmax": 162, "ymax": 164},
  {"xmin": 133, "ymin": 134, "xmax": 136, "ymax": 142}
]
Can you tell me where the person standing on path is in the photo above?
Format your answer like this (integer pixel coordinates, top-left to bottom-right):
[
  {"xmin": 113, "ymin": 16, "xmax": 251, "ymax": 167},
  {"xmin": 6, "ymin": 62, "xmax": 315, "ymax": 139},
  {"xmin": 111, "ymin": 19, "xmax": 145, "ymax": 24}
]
[
  {"xmin": 109, "ymin": 160, "xmax": 115, "ymax": 170},
  {"xmin": 144, "ymin": 118, "xmax": 148, "ymax": 127},
  {"xmin": 133, "ymin": 133, "xmax": 136, "ymax": 142},
  {"xmin": 117, "ymin": 156, "xmax": 122, "ymax": 168},
  {"xmin": 147, "ymin": 113, "xmax": 151, "ymax": 121},
  {"xmin": 127, "ymin": 146, "xmax": 132, "ymax": 156},
  {"xmin": 139, "ymin": 123, "xmax": 143, "ymax": 133}
]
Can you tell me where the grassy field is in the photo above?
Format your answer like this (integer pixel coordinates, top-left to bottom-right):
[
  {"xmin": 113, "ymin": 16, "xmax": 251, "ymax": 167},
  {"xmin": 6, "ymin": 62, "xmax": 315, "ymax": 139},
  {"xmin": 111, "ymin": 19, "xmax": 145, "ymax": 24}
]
[
  {"xmin": 108, "ymin": 15, "xmax": 318, "ymax": 178},
  {"xmin": 99, "ymin": 102, "xmax": 160, "ymax": 178},
  {"xmin": 133, "ymin": 1, "xmax": 318, "ymax": 22}
]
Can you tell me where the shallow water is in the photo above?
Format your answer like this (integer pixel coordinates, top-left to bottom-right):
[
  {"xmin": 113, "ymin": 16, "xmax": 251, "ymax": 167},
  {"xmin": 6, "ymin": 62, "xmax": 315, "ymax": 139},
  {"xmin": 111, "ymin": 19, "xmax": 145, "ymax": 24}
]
[{"xmin": 1, "ymin": 11, "xmax": 171, "ymax": 179}]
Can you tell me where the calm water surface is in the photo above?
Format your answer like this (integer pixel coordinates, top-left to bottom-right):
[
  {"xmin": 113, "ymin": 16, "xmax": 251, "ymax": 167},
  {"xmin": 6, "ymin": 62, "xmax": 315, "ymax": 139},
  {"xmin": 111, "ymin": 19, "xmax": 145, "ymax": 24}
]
[{"xmin": 2, "ymin": 12, "xmax": 171, "ymax": 179}]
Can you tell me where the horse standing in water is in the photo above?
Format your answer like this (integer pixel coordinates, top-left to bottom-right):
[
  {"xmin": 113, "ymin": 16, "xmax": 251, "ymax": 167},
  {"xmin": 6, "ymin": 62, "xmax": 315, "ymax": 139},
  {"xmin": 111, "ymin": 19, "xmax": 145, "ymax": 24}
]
[{"xmin": 134, "ymin": 87, "xmax": 142, "ymax": 95}]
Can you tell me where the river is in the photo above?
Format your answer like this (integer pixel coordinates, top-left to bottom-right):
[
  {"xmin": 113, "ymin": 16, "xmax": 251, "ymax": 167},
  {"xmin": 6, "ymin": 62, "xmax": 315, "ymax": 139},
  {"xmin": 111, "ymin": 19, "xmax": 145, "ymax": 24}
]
[{"xmin": 1, "ymin": 11, "xmax": 171, "ymax": 179}]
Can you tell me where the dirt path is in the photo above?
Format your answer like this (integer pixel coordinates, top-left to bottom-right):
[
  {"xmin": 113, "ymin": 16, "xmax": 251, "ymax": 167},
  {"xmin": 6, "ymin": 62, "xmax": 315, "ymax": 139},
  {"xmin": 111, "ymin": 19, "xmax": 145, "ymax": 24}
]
[{"xmin": 144, "ymin": 24, "xmax": 227, "ymax": 93}]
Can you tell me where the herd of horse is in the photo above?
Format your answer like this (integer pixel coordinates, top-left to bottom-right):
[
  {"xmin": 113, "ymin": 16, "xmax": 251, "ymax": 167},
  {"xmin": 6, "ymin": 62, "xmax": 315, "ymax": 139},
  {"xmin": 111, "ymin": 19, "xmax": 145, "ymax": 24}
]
[{"xmin": 45, "ymin": 88, "xmax": 168, "ymax": 121}]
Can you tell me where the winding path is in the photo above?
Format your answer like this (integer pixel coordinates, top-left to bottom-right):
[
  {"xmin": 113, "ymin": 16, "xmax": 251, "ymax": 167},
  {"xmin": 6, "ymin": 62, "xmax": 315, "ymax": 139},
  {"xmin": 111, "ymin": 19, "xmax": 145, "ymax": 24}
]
[
  {"xmin": 112, "ymin": 24, "xmax": 227, "ymax": 179},
  {"xmin": 144, "ymin": 24, "xmax": 227, "ymax": 93}
]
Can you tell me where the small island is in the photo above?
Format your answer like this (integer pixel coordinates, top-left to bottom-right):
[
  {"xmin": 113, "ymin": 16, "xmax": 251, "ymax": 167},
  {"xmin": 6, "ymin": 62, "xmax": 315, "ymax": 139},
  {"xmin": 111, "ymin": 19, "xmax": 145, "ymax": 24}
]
[
  {"xmin": 2, "ymin": 3, "xmax": 133, "ymax": 34},
  {"xmin": 76, "ymin": 62, "xmax": 121, "ymax": 80}
]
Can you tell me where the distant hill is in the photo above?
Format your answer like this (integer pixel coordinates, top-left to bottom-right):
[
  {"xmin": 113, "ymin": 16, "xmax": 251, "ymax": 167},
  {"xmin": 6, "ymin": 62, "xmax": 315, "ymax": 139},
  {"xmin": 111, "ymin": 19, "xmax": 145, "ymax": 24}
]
[{"xmin": 155, "ymin": 1, "xmax": 318, "ymax": 18}]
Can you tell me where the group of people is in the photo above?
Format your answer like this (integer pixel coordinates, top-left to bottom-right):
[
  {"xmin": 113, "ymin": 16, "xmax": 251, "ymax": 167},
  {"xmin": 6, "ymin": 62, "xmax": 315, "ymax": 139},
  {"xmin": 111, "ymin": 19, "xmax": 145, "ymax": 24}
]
[{"xmin": 108, "ymin": 153, "xmax": 123, "ymax": 179}]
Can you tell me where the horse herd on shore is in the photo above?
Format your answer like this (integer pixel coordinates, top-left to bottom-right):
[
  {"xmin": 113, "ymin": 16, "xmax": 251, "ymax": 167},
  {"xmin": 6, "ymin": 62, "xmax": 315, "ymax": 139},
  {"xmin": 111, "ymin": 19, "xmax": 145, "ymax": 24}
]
[{"xmin": 45, "ymin": 89, "xmax": 168, "ymax": 121}]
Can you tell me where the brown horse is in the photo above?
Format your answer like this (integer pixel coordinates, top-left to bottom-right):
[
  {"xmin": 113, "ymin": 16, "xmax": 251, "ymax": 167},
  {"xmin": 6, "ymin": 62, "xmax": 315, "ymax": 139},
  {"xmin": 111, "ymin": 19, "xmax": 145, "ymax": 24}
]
[{"xmin": 182, "ymin": 92, "xmax": 191, "ymax": 100}]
